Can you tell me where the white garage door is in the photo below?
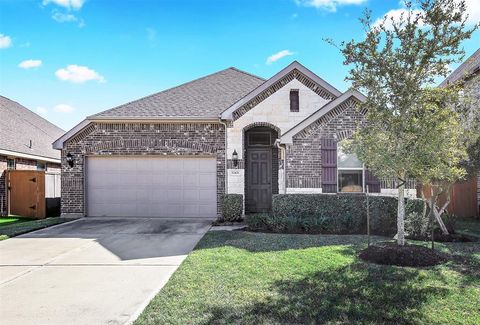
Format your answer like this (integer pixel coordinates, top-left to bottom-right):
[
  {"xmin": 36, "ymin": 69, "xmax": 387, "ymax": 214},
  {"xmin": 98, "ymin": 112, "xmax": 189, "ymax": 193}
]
[{"xmin": 86, "ymin": 157, "xmax": 217, "ymax": 218}]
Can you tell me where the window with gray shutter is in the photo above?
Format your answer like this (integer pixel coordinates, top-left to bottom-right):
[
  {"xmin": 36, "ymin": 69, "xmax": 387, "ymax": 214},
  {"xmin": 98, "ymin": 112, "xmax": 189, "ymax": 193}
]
[{"xmin": 321, "ymin": 138, "xmax": 337, "ymax": 193}]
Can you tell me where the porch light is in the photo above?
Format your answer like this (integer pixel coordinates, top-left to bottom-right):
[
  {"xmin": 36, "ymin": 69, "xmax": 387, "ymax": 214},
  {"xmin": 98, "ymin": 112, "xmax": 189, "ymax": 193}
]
[
  {"xmin": 66, "ymin": 152, "xmax": 74, "ymax": 167},
  {"xmin": 232, "ymin": 150, "xmax": 238, "ymax": 167}
]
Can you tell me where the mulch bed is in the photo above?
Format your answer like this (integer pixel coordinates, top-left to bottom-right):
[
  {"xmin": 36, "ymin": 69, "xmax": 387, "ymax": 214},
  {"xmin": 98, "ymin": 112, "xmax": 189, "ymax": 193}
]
[
  {"xmin": 407, "ymin": 232, "xmax": 476, "ymax": 243},
  {"xmin": 359, "ymin": 242, "xmax": 448, "ymax": 267}
]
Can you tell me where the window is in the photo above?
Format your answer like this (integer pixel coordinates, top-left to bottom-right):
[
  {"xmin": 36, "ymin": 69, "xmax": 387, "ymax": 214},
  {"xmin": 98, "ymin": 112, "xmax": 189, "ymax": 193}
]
[
  {"xmin": 37, "ymin": 161, "xmax": 46, "ymax": 171},
  {"xmin": 248, "ymin": 132, "xmax": 271, "ymax": 146},
  {"xmin": 290, "ymin": 89, "xmax": 299, "ymax": 112},
  {"xmin": 337, "ymin": 145, "xmax": 364, "ymax": 193},
  {"xmin": 7, "ymin": 158, "xmax": 15, "ymax": 170}
]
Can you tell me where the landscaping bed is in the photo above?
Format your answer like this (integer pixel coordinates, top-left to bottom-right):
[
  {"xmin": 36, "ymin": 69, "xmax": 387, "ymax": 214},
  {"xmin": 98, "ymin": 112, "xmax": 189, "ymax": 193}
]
[{"xmin": 359, "ymin": 242, "xmax": 448, "ymax": 267}]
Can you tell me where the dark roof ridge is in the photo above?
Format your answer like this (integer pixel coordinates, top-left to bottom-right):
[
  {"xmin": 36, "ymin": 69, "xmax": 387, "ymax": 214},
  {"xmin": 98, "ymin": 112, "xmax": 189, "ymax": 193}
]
[{"xmin": 228, "ymin": 67, "xmax": 266, "ymax": 82}]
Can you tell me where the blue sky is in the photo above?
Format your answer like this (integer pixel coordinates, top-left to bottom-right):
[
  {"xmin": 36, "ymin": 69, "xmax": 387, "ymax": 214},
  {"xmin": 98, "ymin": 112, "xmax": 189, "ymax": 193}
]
[{"xmin": 1, "ymin": 0, "xmax": 479, "ymax": 131}]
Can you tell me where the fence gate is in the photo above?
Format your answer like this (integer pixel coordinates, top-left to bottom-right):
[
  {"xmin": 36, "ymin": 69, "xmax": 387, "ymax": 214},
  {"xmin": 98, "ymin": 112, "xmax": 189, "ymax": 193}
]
[{"xmin": 7, "ymin": 170, "xmax": 46, "ymax": 219}]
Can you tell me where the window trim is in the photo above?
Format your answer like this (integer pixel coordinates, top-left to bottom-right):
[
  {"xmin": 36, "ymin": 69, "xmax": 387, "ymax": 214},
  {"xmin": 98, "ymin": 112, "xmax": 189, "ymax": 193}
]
[{"xmin": 337, "ymin": 144, "xmax": 365, "ymax": 193}]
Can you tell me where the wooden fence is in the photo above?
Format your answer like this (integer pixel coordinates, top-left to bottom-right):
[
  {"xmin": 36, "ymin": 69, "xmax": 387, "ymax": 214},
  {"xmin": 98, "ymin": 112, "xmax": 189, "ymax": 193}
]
[{"xmin": 6, "ymin": 170, "xmax": 61, "ymax": 219}]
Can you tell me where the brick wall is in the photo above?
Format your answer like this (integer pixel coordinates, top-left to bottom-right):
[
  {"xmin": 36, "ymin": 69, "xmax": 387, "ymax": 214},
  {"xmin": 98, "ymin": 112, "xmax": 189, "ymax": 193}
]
[
  {"xmin": 287, "ymin": 98, "xmax": 364, "ymax": 189},
  {"xmin": 61, "ymin": 122, "xmax": 226, "ymax": 216},
  {"xmin": 226, "ymin": 78, "xmax": 331, "ymax": 196},
  {"xmin": 46, "ymin": 163, "xmax": 61, "ymax": 173},
  {"xmin": 15, "ymin": 158, "xmax": 37, "ymax": 170}
]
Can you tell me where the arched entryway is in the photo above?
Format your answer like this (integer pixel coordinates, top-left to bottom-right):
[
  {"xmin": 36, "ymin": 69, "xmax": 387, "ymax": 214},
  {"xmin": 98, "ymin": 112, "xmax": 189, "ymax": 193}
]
[{"xmin": 244, "ymin": 125, "xmax": 279, "ymax": 213}]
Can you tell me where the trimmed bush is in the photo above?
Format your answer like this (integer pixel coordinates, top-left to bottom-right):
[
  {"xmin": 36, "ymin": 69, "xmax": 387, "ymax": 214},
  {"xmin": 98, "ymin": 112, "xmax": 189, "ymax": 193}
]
[
  {"xmin": 405, "ymin": 208, "xmax": 458, "ymax": 240},
  {"xmin": 219, "ymin": 194, "xmax": 243, "ymax": 222},
  {"xmin": 246, "ymin": 194, "xmax": 426, "ymax": 235}
]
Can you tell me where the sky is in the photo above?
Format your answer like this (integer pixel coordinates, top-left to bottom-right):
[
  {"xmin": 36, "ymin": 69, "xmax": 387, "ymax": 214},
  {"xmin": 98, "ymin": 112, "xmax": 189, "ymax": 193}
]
[{"xmin": 0, "ymin": 0, "xmax": 479, "ymax": 131}]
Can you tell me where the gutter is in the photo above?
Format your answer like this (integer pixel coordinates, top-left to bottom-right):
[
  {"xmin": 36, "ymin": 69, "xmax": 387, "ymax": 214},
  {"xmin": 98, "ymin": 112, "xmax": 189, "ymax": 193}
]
[{"xmin": 0, "ymin": 149, "xmax": 60, "ymax": 164}]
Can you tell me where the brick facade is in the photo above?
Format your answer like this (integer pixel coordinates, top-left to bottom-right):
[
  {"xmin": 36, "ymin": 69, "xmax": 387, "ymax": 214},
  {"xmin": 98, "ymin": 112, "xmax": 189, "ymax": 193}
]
[
  {"xmin": 287, "ymin": 98, "xmax": 364, "ymax": 189},
  {"xmin": 61, "ymin": 122, "xmax": 226, "ymax": 216},
  {"xmin": 0, "ymin": 154, "xmax": 61, "ymax": 216},
  {"xmin": 226, "ymin": 78, "xmax": 330, "ymax": 197}
]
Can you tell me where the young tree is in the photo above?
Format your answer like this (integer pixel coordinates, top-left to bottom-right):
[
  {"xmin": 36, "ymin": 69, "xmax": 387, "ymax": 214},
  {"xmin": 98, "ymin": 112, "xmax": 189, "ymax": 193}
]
[{"xmin": 330, "ymin": 0, "xmax": 478, "ymax": 245}]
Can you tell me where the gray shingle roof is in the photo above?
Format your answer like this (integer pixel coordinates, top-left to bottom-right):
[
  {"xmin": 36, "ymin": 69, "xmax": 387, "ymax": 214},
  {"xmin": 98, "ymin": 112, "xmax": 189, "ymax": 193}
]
[
  {"xmin": 440, "ymin": 48, "xmax": 480, "ymax": 87},
  {"xmin": 92, "ymin": 67, "xmax": 265, "ymax": 119},
  {"xmin": 0, "ymin": 96, "xmax": 64, "ymax": 160}
]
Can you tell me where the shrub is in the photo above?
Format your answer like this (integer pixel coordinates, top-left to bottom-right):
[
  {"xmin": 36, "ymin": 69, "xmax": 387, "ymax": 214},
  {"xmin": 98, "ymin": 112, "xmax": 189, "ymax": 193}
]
[
  {"xmin": 247, "ymin": 194, "xmax": 426, "ymax": 235},
  {"xmin": 405, "ymin": 207, "xmax": 458, "ymax": 240},
  {"xmin": 219, "ymin": 194, "xmax": 243, "ymax": 222},
  {"xmin": 405, "ymin": 212, "xmax": 431, "ymax": 239},
  {"xmin": 245, "ymin": 214, "xmax": 271, "ymax": 231}
]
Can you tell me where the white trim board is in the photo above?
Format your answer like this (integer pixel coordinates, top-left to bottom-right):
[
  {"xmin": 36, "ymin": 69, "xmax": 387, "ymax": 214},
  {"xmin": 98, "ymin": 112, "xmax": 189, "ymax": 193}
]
[{"xmin": 0, "ymin": 149, "xmax": 60, "ymax": 164}]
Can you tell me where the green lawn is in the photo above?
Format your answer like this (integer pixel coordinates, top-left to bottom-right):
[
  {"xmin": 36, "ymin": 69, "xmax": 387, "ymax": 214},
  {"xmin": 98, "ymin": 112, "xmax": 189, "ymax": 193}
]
[
  {"xmin": 456, "ymin": 217, "xmax": 480, "ymax": 238},
  {"xmin": 0, "ymin": 217, "xmax": 71, "ymax": 240},
  {"xmin": 0, "ymin": 216, "xmax": 28, "ymax": 225},
  {"xmin": 135, "ymin": 229, "xmax": 480, "ymax": 325}
]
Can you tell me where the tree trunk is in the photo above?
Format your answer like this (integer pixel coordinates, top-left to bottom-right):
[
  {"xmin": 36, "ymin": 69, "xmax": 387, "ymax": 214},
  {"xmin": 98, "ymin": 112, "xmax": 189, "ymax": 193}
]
[
  {"xmin": 397, "ymin": 175, "xmax": 406, "ymax": 246},
  {"xmin": 431, "ymin": 185, "xmax": 450, "ymax": 235}
]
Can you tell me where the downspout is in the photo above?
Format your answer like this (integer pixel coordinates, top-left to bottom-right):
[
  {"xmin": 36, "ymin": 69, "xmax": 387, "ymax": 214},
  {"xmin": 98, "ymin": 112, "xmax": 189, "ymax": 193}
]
[
  {"xmin": 219, "ymin": 119, "xmax": 228, "ymax": 193},
  {"xmin": 274, "ymin": 140, "xmax": 288, "ymax": 194},
  {"xmin": 281, "ymin": 144, "xmax": 287, "ymax": 194}
]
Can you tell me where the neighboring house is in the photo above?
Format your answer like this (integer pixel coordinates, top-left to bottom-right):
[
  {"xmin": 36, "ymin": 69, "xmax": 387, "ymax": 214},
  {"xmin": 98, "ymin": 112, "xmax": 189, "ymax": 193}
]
[
  {"xmin": 0, "ymin": 96, "xmax": 65, "ymax": 216},
  {"xmin": 54, "ymin": 61, "xmax": 416, "ymax": 219},
  {"xmin": 439, "ymin": 48, "xmax": 480, "ymax": 217}
]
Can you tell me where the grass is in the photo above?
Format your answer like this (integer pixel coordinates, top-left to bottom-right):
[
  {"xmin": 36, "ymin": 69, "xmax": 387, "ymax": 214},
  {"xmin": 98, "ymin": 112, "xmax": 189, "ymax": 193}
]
[
  {"xmin": 456, "ymin": 217, "xmax": 480, "ymax": 238},
  {"xmin": 0, "ymin": 217, "xmax": 71, "ymax": 240},
  {"xmin": 135, "ymin": 224, "xmax": 480, "ymax": 324},
  {"xmin": 0, "ymin": 216, "xmax": 28, "ymax": 225}
]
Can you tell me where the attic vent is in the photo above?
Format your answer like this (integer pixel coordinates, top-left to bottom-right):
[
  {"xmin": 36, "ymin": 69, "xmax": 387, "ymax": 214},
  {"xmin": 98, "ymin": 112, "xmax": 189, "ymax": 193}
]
[{"xmin": 290, "ymin": 89, "xmax": 299, "ymax": 112}]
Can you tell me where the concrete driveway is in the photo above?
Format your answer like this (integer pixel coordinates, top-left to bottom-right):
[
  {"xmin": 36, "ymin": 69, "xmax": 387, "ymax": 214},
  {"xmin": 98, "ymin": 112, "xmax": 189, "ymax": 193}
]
[{"xmin": 0, "ymin": 218, "xmax": 211, "ymax": 325}]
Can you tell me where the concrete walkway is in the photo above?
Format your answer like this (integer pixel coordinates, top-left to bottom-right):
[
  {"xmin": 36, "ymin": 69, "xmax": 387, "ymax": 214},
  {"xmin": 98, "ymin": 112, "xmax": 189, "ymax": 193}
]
[{"xmin": 0, "ymin": 218, "xmax": 211, "ymax": 325}]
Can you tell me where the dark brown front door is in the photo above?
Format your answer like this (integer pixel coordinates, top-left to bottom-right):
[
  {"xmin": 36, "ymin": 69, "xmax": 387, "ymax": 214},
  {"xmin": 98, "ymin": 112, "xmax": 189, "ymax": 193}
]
[{"xmin": 246, "ymin": 149, "xmax": 272, "ymax": 212}]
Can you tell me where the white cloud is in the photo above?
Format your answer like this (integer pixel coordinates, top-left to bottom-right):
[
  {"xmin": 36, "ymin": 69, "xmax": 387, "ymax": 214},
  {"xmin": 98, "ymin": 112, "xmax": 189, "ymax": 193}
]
[
  {"xmin": 42, "ymin": 0, "xmax": 85, "ymax": 10},
  {"xmin": 53, "ymin": 104, "xmax": 75, "ymax": 113},
  {"xmin": 0, "ymin": 34, "xmax": 12, "ymax": 49},
  {"xmin": 52, "ymin": 11, "xmax": 78, "ymax": 23},
  {"xmin": 463, "ymin": 0, "xmax": 480, "ymax": 26},
  {"xmin": 18, "ymin": 59, "xmax": 42, "ymax": 69},
  {"xmin": 295, "ymin": 0, "xmax": 367, "ymax": 12},
  {"xmin": 36, "ymin": 107, "xmax": 48, "ymax": 114},
  {"xmin": 266, "ymin": 50, "xmax": 295, "ymax": 65},
  {"xmin": 374, "ymin": 0, "xmax": 480, "ymax": 30},
  {"xmin": 55, "ymin": 65, "xmax": 105, "ymax": 83}
]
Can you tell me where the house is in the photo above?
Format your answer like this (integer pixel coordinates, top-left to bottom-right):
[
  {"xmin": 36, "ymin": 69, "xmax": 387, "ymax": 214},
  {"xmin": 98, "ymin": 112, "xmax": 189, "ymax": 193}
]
[
  {"xmin": 0, "ymin": 96, "xmax": 65, "ymax": 216},
  {"xmin": 53, "ymin": 61, "xmax": 416, "ymax": 219},
  {"xmin": 436, "ymin": 48, "xmax": 480, "ymax": 217}
]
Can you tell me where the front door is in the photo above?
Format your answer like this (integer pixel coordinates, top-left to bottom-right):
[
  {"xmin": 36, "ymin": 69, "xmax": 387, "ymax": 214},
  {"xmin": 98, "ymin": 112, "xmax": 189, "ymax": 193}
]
[{"xmin": 246, "ymin": 149, "xmax": 272, "ymax": 212}]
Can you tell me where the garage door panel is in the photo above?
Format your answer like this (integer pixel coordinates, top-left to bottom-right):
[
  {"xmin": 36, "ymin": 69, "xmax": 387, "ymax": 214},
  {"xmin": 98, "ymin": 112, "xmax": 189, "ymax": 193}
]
[
  {"xmin": 87, "ymin": 157, "xmax": 217, "ymax": 218},
  {"xmin": 198, "ymin": 174, "xmax": 216, "ymax": 187}
]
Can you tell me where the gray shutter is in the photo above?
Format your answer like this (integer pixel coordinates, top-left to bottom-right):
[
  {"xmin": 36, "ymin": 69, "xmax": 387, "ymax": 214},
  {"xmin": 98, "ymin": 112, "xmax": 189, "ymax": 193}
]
[
  {"xmin": 365, "ymin": 169, "xmax": 381, "ymax": 193},
  {"xmin": 321, "ymin": 138, "xmax": 337, "ymax": 193}
]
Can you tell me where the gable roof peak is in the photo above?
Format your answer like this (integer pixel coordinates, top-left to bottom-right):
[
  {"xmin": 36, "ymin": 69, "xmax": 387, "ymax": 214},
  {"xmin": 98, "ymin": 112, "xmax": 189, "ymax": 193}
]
[{"xmin": 220, "ymin": 61, "xmax": 342, "ymax": 120}]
